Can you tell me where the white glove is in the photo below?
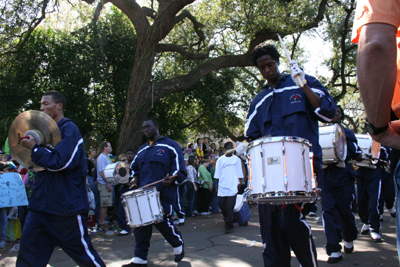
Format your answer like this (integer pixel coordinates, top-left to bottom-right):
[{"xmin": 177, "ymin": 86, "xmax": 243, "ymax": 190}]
[
  {"xmin": 235, "ymin": 142, "xmax": 248, "ymax": 160},
  {"xmin": 289, "ymin": 60, "xmax": 307, "ymax": 88}
]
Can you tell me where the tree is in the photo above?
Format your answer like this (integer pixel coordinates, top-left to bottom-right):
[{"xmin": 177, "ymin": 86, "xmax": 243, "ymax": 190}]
[
  {"xmin": 0, "ymin": 7, "xmax": 137, "ymax": 148},
  {"xmin": 78, "ymin": 0, "xmax": 329, "ymax": 153},
  {"xmin": 322, "ymin": 0, "xmax": 362, "ymax": 132}
]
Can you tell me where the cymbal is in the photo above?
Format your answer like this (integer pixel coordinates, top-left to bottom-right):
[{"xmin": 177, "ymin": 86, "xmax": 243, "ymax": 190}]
[{"xmin": 8, "ymin": 110, "xmax": 61, "ymax": 171}]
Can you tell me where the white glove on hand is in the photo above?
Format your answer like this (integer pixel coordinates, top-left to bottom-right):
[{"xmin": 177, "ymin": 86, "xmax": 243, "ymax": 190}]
[
  {"xmin": 235, "ymin": 142, "xmax": 248, "ymax": 161},
  {"xmin": 289, "ymin": 60, "xmax": 307, "ymax": 87}
]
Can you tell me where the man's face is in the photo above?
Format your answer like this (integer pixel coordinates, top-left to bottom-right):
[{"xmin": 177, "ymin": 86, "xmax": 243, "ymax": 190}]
[
  {"xmin": 126, "ymin": 151, "xmax": 135, "ymax": 161},
  {"xmin": 142, "ymin": 120, "xmax": 158, "ymax": 140},
  {"xmin": 332, "ymin": 107, "xmax": 343, "ymax": 123},
  {"xmin": 256, "ymin": 55, "xmax": 281, "ymax": 82},
  {"xmin": 40, "ymin": 95, "xmax": 62, "ymax": 120},
  {"xmin": 105, "ymin": 143, "xmax": 112, "ymax": 154}
]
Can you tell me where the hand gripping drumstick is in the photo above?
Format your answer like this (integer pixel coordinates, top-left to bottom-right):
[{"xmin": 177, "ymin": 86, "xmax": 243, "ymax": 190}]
[
  {"xmin": 129, "ymin": 178, "xmax": 165, "ymax": 189},
  {"xmin": 277, "ymin": 34, "xmax": 303, "ymax": 87}
]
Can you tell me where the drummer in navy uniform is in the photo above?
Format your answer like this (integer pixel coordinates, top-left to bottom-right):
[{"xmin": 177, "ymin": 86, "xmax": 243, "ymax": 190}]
[
  {"xmin": 245, "ymin": 43, "xmax": 336, "ymax": 267},
  {"xmin": 121, "ymin": 118, "xmax": 186, "ymax": 267},
  {"xmin": 17, "ymin": 91, "xmax": 105, "ymax": 267},
  {"xmin": 318, "ymin": 106, "xmax": 363, "ymax": 263},
  {"xmin": 356, "ymin": 142, "xmax": 390, "ymax": 242}
]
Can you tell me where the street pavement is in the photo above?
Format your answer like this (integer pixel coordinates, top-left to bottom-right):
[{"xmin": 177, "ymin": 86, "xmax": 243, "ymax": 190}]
[{"xmin": 1, "ymin": 203, "xmax": 398, "ymax": 267}]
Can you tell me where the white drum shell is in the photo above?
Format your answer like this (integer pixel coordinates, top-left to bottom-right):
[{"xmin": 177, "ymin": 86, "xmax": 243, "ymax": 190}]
[
  {"xmin": 247, "ymin": 136, "xmax": 314, "ymax": 204},
  {"xmin": 319, "ymin": 124, "xmax": 347, "ymax": 164},
  {"xmin": 122, "ymin": 187, "xmax": 164, "ymax": 228},
  {"xmin": 103, "ymin": 163, "xmax": 118, "ymax": 185}
]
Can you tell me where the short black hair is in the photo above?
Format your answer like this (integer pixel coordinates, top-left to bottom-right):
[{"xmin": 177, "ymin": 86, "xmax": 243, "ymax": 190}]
[
  {"xmin": 144, "ymin": 118, "xmax": 159, "ymax": 127},
  {"xmin": 126, "ymin": 148, "xmax": 135, "ymax": 153},
  {"xmin": 224, "ymin": 141, "xmax": 233, "ymax": 149},
  {"xmin": 43, "ymin": 91, "xmax": 66, "ymax": 112},
  {"xmin": 251, "ymin": 43, "xmax": 281, "ymax": 67}
]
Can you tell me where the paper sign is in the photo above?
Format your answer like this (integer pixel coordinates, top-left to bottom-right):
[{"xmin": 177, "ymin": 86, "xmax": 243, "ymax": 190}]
[{"xmin": 0, "ymin": 173, "xmax": 28, "ymax": 208}]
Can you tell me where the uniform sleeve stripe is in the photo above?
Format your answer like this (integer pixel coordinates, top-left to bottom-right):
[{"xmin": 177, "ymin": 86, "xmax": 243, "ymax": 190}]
[
  {"xmin": 48, "ymin": 138, "xmax": 84, "ymax": 172},
  {"xmin": 130, "ymin": 146, "xmax": 149, "ymax": 176},
  {"xmin": 311, "ymin": 88, "xmax": 326, "ymax": 97},
  {"xmin": 155, "ymin": 144, "xmax": 180, "ymax": 176},
  {"xmin": 314, "ymin": 107, "xmax": 332, "ymax": 122},
  {"xmin": 244, "ymin": 91, "xmax": 273, "ymax": 137}
]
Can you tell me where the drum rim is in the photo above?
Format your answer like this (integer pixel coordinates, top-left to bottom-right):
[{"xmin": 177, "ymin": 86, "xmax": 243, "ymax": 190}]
[
  {"xmin": 248, "ymin": 136, "xmax": 312, "ymax": 149},
  {"xmin": 121, "ymin": 186, "xmax": 158, "ymax": 197}
]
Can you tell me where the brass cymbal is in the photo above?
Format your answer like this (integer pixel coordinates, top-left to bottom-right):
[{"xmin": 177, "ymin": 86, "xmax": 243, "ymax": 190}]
[{"xmin": 8, "ymin": 110, "xmax": 61, "ymax": 171}]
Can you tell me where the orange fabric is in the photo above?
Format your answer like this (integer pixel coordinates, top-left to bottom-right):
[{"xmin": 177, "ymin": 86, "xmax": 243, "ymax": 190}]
[{"xmin": 351, "ymin": 0, "xmax": 400, "ymax": 117}]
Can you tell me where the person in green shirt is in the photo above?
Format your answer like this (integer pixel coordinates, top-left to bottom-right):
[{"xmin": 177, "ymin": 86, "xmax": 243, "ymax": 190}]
[{"xmin": 197, "ymin": 155, "xmax": 213, "ymax": 215}]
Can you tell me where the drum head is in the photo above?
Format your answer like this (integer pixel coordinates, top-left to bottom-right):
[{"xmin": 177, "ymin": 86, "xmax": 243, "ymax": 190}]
[
  {"xmin": 334, "ymin": 124, "xmax": 347, "ymax": 162},
  {"xmin": 114, "ymin": 161, "xmax": 130, "ymax": 184}
]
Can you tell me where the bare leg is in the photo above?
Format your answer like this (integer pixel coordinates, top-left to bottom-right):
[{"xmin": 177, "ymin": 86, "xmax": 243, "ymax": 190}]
[{"xmin": 99, "ymin": 207, "xmax": 108, "ymax": 225}]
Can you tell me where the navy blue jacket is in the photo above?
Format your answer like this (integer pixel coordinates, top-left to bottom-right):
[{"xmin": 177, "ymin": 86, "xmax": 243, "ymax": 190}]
[
  {"xmin": 318, "ymin": 127, "xmax": 363, "ymax": 186},
  {"xmin": 244, "ymin": 73, "xmax": 336, "ymax": 172},
  {"xmin": 29, "ymin": 118, "xmax": 89, "ymax": 216},
  {"xmin": 130, "ymin": 136, "xmax": 187, "ymax": 214}
]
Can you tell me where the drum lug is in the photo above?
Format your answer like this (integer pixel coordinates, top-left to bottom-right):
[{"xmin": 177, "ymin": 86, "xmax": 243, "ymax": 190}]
[
  {"xmin": 260, "ymin": 151, "xmax": 266, "ymax": 190},
  {"xmin": 302, "ymin": 147, "xmax": 309, "ymax": 189},
  {"xmin": 282, "ymin": 145, "xmax": 288, "ymax": 189}
]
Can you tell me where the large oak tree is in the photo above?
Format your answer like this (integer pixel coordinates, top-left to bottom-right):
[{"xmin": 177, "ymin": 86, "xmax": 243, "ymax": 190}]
[{"xmin": 78, "ymin": 0, "xmax": 329, "ymax": 153}]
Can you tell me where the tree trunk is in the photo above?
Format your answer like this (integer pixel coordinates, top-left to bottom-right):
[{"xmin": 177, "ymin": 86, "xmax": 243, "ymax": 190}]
[{"xmin": 116, "ymin": 41, "xmax": 156, "ymax": 154}]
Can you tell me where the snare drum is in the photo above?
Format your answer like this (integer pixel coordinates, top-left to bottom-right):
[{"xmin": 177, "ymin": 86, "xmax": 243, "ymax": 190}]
[
  {"xmin": 354, "ymin": 134, "xmax": 380, "ymax": 169},
  {"xmin": 247, "ymin": 136, "xmax": 314, "ymax": 205},
  {"xmin": 121, "ymin": 186, "xmax": 164, "ymax": 228},
  {"xmin": 319, "ymin": 124, "xmax": 347, "ymax": 165}
]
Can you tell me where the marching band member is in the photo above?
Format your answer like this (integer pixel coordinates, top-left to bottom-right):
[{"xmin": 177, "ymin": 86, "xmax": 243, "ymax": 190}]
[
  {"xmin": 116, "ymin": 149, "xmax": 135, "ymax": 236},
  {"xmin": 122, "ymin": 118, "xmax": 186, "ymax": 267},
  {"xmin": 318, "ymin": 106, "xmax": 362, "ymax": 263},
  {"xmin": 245, "ymin": 43, "xmax": 336, "ymax": 267},
  {"xmin": 17, "ymin": 91, "xmax": 105, "ymax": 267},
  {"xmin": 356, "ymin": 144, "xmax": 390, "ymax": 242}
]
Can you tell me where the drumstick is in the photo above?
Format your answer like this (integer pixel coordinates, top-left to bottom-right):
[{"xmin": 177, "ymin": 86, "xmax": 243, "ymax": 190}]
[
  {"xmin": 129, "ymin": 178, "xmax": 165, "ymax": 189},
  {"xmin": 277, "ymin": 34, "xmax": 303, "ymax": 86}
]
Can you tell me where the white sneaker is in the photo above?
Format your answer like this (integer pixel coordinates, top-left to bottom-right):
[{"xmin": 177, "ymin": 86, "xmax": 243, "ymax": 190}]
[
  {"xmin": 328, "ymin": 252, "xmax": 343, "ymax": 263},
  {"xmin": 388, "ymin": 207, "xmax": 396, "ymax": 218},
  {"xmin": 201, "ymin": 212, "xmax": 211, "ymax": 216},
  {"xmin": 370, "ymin": 232, "xmax": 382, "ymax": 242},
  {"xmin": 361, "ymin": 224, "xmax": 370, "ymax": 235},
  {"xmin": 178, "ymin": 218, "xmax": 185, "ymax": 226}
]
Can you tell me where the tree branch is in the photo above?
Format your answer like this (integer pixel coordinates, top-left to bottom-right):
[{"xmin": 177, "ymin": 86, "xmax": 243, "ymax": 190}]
[
  {"xmin": 174, "ymin": 9, "xmax": 205, "ymax": 45},
  {"xmin": 156, "ymin": 43, "xmax": 215, "ymax": 59},
  {"xmin": 92, "ymin": 0, "xmax": 110, "ymax": 24}
]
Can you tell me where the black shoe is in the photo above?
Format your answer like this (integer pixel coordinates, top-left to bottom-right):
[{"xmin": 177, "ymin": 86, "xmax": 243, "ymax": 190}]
[
  {"xmin": 391, "ymin": 212, "xmax": 397, "ymax": 218},
  {"xmin": 239, "ymin": 221, "xmax": 248, "ymax": 226},
  {"xmin": 121, "ymin": 263, "xmax": 147, "ymax": 267},
  {"xmin": 344, "ymin": 246, "xmax": 354, "ymax": 254},
  {"xmin": 174, "ymin": 245, "xmax": 184, "ymax": 262},
  {"xmin": 225, "ymin": 228, "xmax": 233, "ymax": 234},
  {"xmin": 327, "ymin": 252, "xmax": 343, "ymax": 264}
]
